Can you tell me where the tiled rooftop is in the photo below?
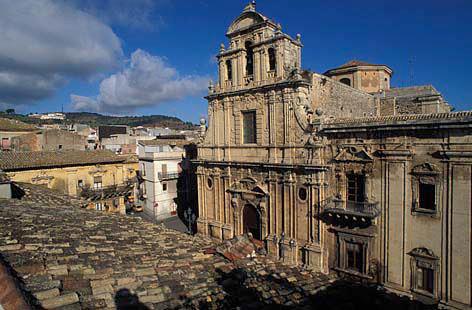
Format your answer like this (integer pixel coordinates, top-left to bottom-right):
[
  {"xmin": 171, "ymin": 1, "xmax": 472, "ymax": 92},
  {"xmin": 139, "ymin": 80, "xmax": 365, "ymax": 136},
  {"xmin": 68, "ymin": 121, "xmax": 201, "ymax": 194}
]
[
  {"xmin": 379, "ymin": 85, "xmax": 440, "ymax": 98},
  {"xmin": 0, "ymin": 183, "xmax": 340, "ymax": 309},
  {"xmin": 0, "ymin": 150, "xmax": 130, "ymax": 171},
  {"xmin": 138, "ymin": 139, "xmax": 190, "ymax": 148},
  {"xmin": 322, "ymin": 111, "xmax": 472, "ymax": 129}
]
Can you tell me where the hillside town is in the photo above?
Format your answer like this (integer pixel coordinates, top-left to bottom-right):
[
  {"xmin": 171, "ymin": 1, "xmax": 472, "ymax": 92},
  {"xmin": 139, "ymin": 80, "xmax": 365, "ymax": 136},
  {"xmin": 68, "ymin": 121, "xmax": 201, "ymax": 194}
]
[{"xmin": 0, "ymin": 2, "xmax": 471, "ymax": 310}]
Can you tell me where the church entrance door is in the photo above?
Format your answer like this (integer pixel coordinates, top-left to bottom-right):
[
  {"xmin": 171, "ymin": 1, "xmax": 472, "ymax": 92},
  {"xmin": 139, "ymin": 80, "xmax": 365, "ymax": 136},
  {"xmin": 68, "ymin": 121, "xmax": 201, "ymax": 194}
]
[{"xmin": 243, "ymin": 204, "xmax": 261, "ymax": 240}]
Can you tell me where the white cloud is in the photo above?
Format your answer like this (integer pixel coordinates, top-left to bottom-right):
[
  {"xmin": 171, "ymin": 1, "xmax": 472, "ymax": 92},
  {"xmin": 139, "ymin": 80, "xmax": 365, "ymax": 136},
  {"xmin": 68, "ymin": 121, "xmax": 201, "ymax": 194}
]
[
  {"xmin": 0, "ymin": 0, "xmax": 122, "ymax": 105},
  {"xmin": 71, "ymin": 49, "xmax": 208, "ymax": 113},
  {"xmin": 68, "ymin": 0, "xmax": 163, "ymax": 30}
]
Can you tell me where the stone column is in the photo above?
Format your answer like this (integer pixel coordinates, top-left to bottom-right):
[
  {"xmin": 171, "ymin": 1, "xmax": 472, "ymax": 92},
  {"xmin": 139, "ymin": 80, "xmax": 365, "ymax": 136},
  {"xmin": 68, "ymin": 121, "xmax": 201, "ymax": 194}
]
[
  {"xmin": 253, "ymin": 50, "xmax": 260, "ymax": 84},
  {"xmin": 222, "ymin": 168, "xmax": 232, "ymax": 239},
  {"xmin": 268, "ymin": 91, "xmax": 277, "ymax": 163}
]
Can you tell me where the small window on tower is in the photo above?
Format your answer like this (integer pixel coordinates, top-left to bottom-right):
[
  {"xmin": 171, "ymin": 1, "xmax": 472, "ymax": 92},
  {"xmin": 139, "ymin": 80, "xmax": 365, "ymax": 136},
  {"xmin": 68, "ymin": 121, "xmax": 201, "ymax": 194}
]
[
  {"xmin": 340, "ymin": 78, "xmax": 351, "ymax": 86},
  {"xmin": 245, "ymin": 41, "xmax": 254, "ymax": 77},
  {"xmin": 226, "ymin": 59, "xmax": 232, "ymax": 81},
  {"xmin": 268, "ymin": 48, "xmax": 276, "ymax": 71}
]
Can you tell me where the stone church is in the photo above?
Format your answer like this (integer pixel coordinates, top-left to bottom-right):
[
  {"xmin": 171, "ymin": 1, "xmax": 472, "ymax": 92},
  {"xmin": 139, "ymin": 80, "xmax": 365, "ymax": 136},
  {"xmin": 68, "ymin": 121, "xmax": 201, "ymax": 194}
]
[{"xmin": 194, "ymin": 2, "xmax": 471, "ymax": 308}]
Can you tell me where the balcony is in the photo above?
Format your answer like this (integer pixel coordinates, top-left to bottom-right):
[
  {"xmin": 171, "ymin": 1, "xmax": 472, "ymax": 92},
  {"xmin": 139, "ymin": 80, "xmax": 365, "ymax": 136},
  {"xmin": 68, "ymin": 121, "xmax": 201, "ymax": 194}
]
[
  {"xmin": 157, "ymin": 172, "xmax": 180, "ymax": 181},
  {"xmin": 321, "ymin": 198, "xmax": 381, "ymax": 228},
  {"xmin": 140, "ymin": 151, "xmax": 184, "ymax": 161}
]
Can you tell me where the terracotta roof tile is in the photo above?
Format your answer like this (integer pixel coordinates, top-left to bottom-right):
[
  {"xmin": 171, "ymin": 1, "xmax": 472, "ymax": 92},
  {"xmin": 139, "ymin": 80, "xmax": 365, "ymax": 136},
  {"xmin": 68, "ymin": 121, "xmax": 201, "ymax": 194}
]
[
  {"xmin": 0, "ymin": 150, "xmax": 126, "ymax": 171},
  {"xmin": 322, "ymin": 111, "xmax": 472, "ymax": 128}
]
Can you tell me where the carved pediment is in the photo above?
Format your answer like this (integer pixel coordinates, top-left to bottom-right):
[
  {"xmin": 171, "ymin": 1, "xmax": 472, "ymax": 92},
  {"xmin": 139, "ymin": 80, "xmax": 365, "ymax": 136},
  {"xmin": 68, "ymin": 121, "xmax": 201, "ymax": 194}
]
[
  {"xmin": 334, "ymin": 146, "xmax": 373, "ymax": 162},
  {"xmin": 228, "ymin": 177, "xmax": 267, "ymax": 196},
  {"xmin": 408, "ymin": 247, "xmax": 439, "ymax": 260},
  {"xmin": 88, "ymin": 165, "xmax": 107, "ymax": 175},
  {"xmin": 412, "ymin": 163, "xmax": 440, "ymax": 175},
  {"xmin": 227, "ymin": 9, "xmax": 267, "ymax": 35},
  {"xmin": 31, "ymin": 172, "xmax": 54, "ymax": 184}
]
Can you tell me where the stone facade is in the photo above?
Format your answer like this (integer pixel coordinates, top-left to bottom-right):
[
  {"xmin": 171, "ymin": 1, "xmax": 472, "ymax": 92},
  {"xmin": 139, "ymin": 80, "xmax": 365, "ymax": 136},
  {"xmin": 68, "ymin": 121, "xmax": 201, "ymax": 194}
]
[
  {"xmin": 10, "ymin": 129, "xmax": 87, "ymax": 151},
  {"xmin": 195, "ymin": 3, "xmax": 472, "ymax": 309},
  {"xmin": 0, "ymin": 150, "xmax": 138, "ymax": 215}
]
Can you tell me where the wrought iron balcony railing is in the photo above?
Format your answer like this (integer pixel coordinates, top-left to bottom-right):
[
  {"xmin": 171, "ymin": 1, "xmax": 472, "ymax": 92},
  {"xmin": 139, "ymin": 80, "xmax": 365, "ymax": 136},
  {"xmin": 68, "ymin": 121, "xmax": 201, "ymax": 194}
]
[
  {"xmin": 157, "ymin": 172, "xmax": 180, "ymax": 180},
  {"xmin": 327, "ymin": 199, "xmax": 381, "ymax": 219}
]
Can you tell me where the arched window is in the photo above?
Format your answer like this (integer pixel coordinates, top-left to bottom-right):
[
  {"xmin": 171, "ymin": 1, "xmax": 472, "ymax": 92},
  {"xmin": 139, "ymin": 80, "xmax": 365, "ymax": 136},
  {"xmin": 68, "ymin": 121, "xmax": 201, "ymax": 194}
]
[
  {"xmin": 225, "ymin": 59, "xmax": 232, "ymax": 81},
  {"xmin": 340, "ymin": 78, "xmax": 351, "ymax": 86},
  {"xmin": 245, "ymin": 41, "xmax": 254, "ymax": 77},
  {"xmin": 268, "ymin": 48, "xmax": 276, "ymax": 71}
]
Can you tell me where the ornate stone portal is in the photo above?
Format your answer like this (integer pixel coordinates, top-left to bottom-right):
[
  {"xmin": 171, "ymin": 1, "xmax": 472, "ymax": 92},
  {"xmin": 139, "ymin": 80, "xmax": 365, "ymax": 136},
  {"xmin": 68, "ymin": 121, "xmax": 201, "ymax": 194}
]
[{"xmin": 227, "ymin": 177, "xmax": 268, "ymax": 239}]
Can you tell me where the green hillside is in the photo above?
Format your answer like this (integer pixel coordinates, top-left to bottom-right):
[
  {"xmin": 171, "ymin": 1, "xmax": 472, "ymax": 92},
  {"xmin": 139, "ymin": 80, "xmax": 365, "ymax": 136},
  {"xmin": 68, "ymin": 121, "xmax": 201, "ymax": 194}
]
[{"xmin": 0, "ymin": 112, "xmax": 196, "ymax": 130}]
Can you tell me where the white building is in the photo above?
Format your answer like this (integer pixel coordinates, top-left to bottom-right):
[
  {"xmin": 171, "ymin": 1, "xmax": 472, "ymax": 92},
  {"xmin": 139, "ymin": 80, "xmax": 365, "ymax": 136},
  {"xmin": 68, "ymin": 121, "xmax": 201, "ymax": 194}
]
[{"xmin": 137, "ymin": 138, "xmax": 187, "ymax": 220}]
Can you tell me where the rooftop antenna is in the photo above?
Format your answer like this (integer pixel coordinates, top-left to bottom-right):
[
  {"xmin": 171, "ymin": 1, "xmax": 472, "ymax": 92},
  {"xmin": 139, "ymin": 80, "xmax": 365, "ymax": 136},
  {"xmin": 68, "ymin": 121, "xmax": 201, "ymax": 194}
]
[{"xmin": 408, "ymin": 56, "xmax": 415, "ymax": 86}]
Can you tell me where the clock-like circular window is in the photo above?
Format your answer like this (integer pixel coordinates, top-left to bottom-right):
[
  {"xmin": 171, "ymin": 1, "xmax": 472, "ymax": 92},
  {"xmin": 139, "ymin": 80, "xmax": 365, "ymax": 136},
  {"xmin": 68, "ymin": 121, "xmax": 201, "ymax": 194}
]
[
  {"xmin": 207, "ymin": 177, "xmax": 213, "ymax": 189},
  {"xmin": 298, "ymin": 187, "xmax": 307, "ymax": 201}
]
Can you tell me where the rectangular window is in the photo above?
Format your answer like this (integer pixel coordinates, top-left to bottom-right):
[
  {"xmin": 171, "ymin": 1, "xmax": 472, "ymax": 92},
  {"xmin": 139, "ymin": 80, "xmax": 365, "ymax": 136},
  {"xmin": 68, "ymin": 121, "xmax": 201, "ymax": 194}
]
[
  {"xmin": 346, "ymin": 241, "xmax": 364, "ymax": 273},
  {"xmin": 347, "ymin": 174, "xmax": 365, "ymax": 203},
  {"xmin": 161, "ymin": 164, "xmax": 167, "ymax": 177},
  {"xmin": 162, "ymin": 183, "xmax": 167, "ymax": 192},
  {"xmin": 242, "ymin": 111, "xmax": 257, "ymax": 144},
  {"xmin": 93, "ymin": 176, "xmax": 102, "ymax": 189},
  {"xmin": 2, "ymin": 138, "xmax": 10, "ymax": 150},
  {"xmin": 419, "ymin": 183, "xmax": 435, "ymax": 210},
  {"xmin": 95, "ymin": 202, "xmax": 104, "ymax": 211},
  {"xmin": 417, "ymin": 266, "xmax": 434, "ymax": 294}
]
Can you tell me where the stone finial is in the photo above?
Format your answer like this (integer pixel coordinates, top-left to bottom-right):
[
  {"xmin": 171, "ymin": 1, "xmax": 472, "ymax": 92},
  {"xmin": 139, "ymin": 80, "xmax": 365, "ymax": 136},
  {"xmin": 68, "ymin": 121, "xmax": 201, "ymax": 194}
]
[
  {"xmin": 219, "ymin": 43, "xmax": 225, "ymax": 53},
  {"xmin": 296, "ymin": 34, "xmax": 301, "ymax": 42},
  {"xmin": 243, "ymin": 1, "xmax": 256, "ymax": 12},
  {"xmin": 208, "ymin": 80, "xmax": 214, "ymax": 93}
]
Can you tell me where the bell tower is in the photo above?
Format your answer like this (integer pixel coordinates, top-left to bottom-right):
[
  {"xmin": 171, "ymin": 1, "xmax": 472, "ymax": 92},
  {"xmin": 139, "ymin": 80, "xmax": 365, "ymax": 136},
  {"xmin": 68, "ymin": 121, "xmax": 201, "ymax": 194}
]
[{"xmin": 216, "ymin": 1, "xmax": 303, "ymax": 92}]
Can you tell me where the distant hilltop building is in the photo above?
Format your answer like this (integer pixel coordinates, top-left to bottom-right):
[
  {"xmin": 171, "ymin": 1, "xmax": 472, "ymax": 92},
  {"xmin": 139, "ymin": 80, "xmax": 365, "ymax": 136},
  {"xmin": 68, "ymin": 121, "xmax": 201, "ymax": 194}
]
[
  {"xmin": 194, "ymin": 2, "xmax": 472, "ymax": 309},
  {"xmin": 28, "ymin": 112, "xmax": 66, "ymax": 120}
]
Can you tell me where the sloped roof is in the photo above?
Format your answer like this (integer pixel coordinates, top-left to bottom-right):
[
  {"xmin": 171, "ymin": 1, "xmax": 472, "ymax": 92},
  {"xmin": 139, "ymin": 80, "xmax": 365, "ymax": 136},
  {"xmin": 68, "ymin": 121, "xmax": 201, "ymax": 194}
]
[
  {"xmin": 324, "ymin": 60, "xmax": 392, "ymax": 75},
  {"xmin": 337, "ymin": 60, "xmax": 380, "ymax": 68},
  {"xmin": 0, "ymin": 117, "xmax": 38, "ymax": 132},
  {"xmin": 322, "ymin": 111, "xmax": 472, "ymax": 129},
  {"xmin": 0, "ymin": 150, "xmax": 127, "ymax": 171},
  {"xmin": 138, "ymin": 139, "xmax": 189, "ymax": 148},
  {"xmin": 380, "ymin": 85, "xmax": 440, "ymax": 98}
]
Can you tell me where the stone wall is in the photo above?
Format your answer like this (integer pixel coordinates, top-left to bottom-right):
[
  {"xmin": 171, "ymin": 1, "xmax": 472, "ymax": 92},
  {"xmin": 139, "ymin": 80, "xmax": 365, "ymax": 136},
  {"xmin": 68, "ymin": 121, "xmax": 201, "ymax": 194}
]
[{"xmin": 310, "ymin": 73, "xmax": 377, "ymax": 118}]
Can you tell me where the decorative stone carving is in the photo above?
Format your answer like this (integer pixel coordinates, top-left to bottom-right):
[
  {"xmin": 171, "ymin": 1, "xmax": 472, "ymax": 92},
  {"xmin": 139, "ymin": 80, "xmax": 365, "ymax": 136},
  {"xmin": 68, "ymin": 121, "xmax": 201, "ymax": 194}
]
[
  {"xmin": 334, "ymin": 146, "xmax": 373, "ymax": 162},
  {"xmin": 408, "ymin": 247, "xmax": 439, "ymax": 260}
]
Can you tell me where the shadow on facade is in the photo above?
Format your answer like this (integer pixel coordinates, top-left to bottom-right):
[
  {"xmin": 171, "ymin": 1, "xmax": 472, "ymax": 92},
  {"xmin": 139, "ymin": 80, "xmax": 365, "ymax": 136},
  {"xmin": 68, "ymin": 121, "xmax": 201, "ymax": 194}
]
[{"xmin": 175, "ymin": 143, "xmax": 198, "ymax": 234}]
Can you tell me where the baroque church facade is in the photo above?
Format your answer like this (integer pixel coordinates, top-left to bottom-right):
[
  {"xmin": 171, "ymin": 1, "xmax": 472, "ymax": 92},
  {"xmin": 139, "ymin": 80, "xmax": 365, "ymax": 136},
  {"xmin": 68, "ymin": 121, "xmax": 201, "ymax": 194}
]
[{"xmin": 194, "ymin": 3, "xmax": 471, "ymax": 309}]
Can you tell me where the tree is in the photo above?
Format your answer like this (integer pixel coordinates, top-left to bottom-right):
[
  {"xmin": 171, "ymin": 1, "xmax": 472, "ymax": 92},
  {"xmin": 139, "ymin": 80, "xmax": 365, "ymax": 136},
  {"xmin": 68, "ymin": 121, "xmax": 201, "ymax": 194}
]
[{"xmin": 5, "ymin": 108, "xmax": 15, "ymax": 114}]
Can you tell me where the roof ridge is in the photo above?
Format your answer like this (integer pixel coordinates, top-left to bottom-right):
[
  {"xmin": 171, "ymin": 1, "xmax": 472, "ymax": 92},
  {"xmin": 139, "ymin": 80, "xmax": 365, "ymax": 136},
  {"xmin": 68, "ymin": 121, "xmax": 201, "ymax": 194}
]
[{"xmin": 324, "ymin": 110, "xmax": 472, "ymax": 125}]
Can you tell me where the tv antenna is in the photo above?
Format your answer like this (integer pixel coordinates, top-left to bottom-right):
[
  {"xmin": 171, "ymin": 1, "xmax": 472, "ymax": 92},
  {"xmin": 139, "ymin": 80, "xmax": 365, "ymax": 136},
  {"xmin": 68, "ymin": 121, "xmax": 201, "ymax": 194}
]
[{"xmin": 408, "ymin": 56, "xmax": 416, "ymax": 86}]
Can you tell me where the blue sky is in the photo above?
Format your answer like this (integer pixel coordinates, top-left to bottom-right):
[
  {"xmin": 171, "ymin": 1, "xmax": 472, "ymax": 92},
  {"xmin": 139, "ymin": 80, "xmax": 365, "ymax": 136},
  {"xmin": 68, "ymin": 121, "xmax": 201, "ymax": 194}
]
[{"xmin": 1, "ymin": 0, "xmax": 471, "ymax": 123}]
